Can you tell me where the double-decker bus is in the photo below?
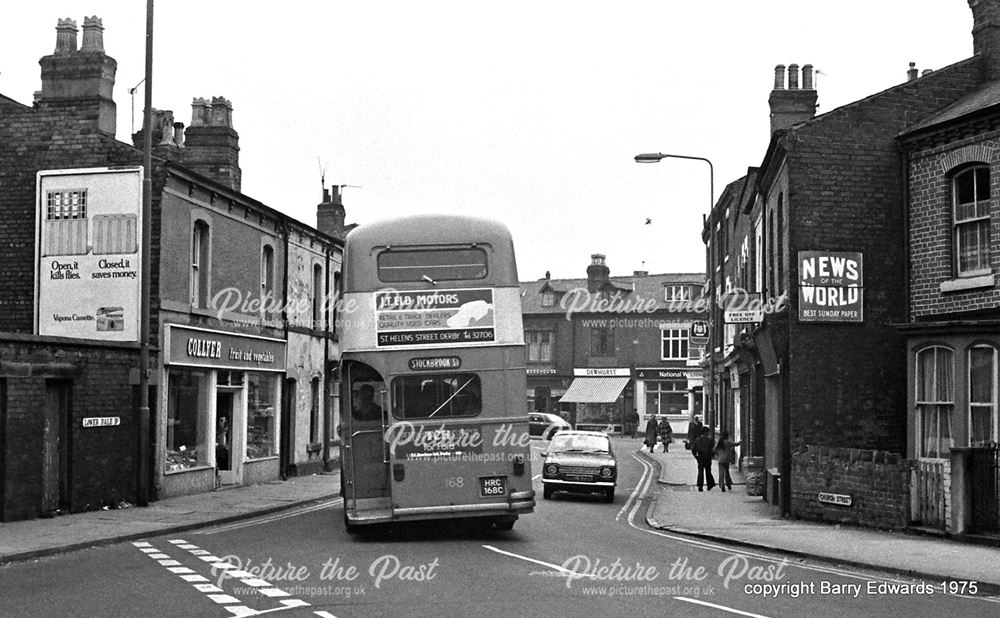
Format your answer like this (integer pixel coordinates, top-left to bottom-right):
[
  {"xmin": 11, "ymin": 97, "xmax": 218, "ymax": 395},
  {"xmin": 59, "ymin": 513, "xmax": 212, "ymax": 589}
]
[{"xmin": 337, "ymin": 214, "xmax": 534, "ymax": 531}]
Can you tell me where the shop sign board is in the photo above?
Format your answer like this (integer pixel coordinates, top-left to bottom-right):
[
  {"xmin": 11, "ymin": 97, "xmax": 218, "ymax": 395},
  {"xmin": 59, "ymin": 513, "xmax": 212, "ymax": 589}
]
[
  {"xmin": 574, "ymin": 367, "xmax": 631, "ymax": 377},
  {"xmin": 799, "ymin": 251, "xmax": 863, "ymax": 323},
  {"xmin": 165, "ymin": 324, "xmax": 286, "ymax": 371},
  {"xmin": 35, "ymin": 167, "xmax": 143, "ymax": 342},
  {"xmin": 689, "ymin": 320, "xmax": 709, "ymax": 344},
  {"xmin": 375, "ymin": 288, "xmax": 495, "ymax": 347}
]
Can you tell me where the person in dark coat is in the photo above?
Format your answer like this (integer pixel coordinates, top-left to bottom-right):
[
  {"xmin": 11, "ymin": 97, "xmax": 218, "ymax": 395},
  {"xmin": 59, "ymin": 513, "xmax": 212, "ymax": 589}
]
[
  {"xmin": 643, "ymin": 417, "xmax": 659, "ymax": 453},
  {"xmin": 690, "ymin": 426, "xmax": 716, "ymax": 491},
  {"xmin": 685, "ymin": 416, "xmax": 703, "ymax": 450},
  {"xmin": 626, "ymin": 409, "xmax": 640, "ymax": 439}
]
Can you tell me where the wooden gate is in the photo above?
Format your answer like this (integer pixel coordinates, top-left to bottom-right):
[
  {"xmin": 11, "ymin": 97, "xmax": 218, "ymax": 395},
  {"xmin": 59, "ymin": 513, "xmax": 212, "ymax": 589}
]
[{"xmin": 912, "ymin": 459, "xmax": 947, "ymax": 530}]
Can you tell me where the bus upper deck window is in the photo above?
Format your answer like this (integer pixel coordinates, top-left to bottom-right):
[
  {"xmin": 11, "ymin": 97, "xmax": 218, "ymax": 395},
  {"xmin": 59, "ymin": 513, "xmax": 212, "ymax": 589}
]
[
  {"xmin": 391, "ymin": 374, "xmax": 482, "ymax": 419},
  {"xmin": 377, "ymin": 248, "xmax": 487, "ymax": 283}
]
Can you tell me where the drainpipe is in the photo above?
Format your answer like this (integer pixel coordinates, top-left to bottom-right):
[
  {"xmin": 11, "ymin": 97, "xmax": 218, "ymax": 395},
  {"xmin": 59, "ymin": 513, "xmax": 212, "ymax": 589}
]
[{"xmin": 323, "ymin": 245, "xmax": 331, "ymax": 471}]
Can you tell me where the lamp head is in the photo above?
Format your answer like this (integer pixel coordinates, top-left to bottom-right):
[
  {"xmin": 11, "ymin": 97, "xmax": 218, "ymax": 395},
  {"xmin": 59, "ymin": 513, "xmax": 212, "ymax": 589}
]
[{"xmin": 634, "ymin": 153, "xmax": 664, "ymax": 163}]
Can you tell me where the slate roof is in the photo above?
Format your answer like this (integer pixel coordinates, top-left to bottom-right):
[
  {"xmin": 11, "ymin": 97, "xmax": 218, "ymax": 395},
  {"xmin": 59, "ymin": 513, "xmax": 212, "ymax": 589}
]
[
  {"xmin": 520, "ymin": 272, "xmax": 706, "ymax": 314},
  {"xmin": 900, "ymin": 80, "xmax": 1000, "ymax": 136}
]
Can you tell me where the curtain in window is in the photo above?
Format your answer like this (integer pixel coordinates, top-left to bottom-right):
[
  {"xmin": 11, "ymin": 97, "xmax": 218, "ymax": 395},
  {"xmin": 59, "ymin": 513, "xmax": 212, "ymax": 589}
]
[
  {"xmin": 970, "ymin": 346, "xmax": 997, "ymax": 446},
  {"xmin": 916, "ymin": 347, "xmax": 953, "ymax": 458}
]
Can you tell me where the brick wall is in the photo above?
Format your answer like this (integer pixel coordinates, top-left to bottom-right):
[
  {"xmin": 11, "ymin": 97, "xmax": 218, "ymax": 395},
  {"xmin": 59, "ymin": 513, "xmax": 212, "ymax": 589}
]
[
  {"xmin": 791, "ymin": 446, "xmax": 909, "ymax": 529},
  {"xmin": 781, "ymin": 59, "xmax": 984, "ymax": 454},
  {"xmin": 0, "ymin": 336, "xmax": 140, "ymax": 521}
]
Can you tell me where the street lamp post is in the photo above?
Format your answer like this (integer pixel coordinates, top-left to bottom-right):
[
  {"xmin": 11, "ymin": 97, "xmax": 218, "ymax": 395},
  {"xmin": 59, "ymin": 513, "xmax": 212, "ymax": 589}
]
[{"xmin": 634, "ymin": 152, "xmax": 717, "ymax": 429}]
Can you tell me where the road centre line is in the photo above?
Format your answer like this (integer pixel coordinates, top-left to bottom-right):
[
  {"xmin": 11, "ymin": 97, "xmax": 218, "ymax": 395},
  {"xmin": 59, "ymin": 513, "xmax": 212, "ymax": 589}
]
[{"xmin": 674, "ymin": 596, "xmax": 771, "ymax": 618}]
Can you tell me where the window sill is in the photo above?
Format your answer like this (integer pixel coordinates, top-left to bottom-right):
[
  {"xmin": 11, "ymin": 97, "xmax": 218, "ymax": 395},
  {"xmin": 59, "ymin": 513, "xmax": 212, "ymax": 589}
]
[
  {"xmin": 939, "ymin": 273, "xmax": 994, "ymax": 293},
  {"xmin": 165, "ymin": 464, "xmax": 213, "ymax": 475}
]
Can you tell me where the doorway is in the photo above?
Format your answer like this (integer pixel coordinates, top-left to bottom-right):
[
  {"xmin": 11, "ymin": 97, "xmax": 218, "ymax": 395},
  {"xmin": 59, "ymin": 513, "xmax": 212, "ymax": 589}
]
[
  {"xmin": 42, "ymin": 380, "xmax": 72, "ymax": 514},
  {"xmin": 215, "ymin": 391, "xmax": 236, "ymax": 485}
]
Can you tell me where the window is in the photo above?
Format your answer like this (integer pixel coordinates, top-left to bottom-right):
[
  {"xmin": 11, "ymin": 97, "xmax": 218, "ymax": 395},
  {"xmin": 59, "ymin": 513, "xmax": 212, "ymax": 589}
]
[
  {"xmin": 970, "ymin": 345, "xmax": 998, "ymax": 446},
  {"xmin": 777, "ymin": 193, "xmax": 784, "ymax": 294},
  {"xmin": 661, "ymin": 327, "xmax": 689, "ymax": 360},
  {"xmin": 166, "ymin": 370, "xmax": 209, "ymax": 471},
  {"xmin": 645, "ymin": 380, "xmax": 687, "ymax": 416},
  {"xmin": 953, "ymin": 165, "xmax": 991, "ymax": 275},
  {"xmin": 312, "ymin": 264, "xmax": 324, "ymax": 329},
  {"xmin": 391, "ymin": 374, "xmax": 482, "ymax": 419},
  {"xmin": 590, "ymin": 327, "xmax": 615, "ymax": 356},
  {"xmin": 310, "ymin": 377, "xmax": 321, "ymax": 444},
  {"xmin": 526, "ymin": 331, "xmax": 553, "ymax": 362},
  {"xmin": 916, "ymin": 347, "xmax": 954, "ymax": 458},
  {"xmin": 191, "ymin": 221, "xmax": 210, "ymax": 307},
  {"xmin": 261, "ymin": 244, "xmax": 275, "ymax": 321},
  {"xmin": 541, "ymin": 290, "xmax": 555, "ymax": 307},
  {"xmin": 664, "ymin": 285, "xmax": 691, "ymax": 303},
  {"xmin": 246, "ymin": 373, "xmax": 278, "ymax": 459},
  {"xmin": 377, "ymin": 247, "xmax": 487, "ymax": 282}
]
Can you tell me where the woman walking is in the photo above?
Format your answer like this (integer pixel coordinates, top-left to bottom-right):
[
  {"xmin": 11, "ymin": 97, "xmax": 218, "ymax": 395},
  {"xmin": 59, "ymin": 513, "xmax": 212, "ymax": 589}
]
[
  {"xmin": 713, "ymin": 430, "xmax": 741, "ymax": 492},
  {"xmin": 657, "ymin": 417, "xmax": 673, "ymax": 453},
  {"xmin": 643, "ymin": 416, "xmax": 659, "ymax": 453}
]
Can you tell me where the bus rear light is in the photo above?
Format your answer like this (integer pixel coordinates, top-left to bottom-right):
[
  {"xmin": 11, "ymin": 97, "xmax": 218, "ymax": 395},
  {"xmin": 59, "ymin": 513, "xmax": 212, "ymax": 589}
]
[
  {"xmin": 393, "ymin": 463, "xmax": 405, "ymax": 482},
  {"xmin": 513, "ymin": 454, "xmax": 525, "ymax": 475}
]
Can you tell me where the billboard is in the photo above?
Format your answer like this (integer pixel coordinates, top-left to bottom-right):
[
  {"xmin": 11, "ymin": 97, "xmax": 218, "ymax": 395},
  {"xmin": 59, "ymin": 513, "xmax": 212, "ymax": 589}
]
[
  {"xmin": 798, "ymin": 251, "xmax": 863, "ymax": 323},
  {"xmin": 35, "ymin": 167, "xmax": 143, "ymax": 341},
  {"xmin": 374, "ymin": 288, "xmax": 495, "ymax": 347}
]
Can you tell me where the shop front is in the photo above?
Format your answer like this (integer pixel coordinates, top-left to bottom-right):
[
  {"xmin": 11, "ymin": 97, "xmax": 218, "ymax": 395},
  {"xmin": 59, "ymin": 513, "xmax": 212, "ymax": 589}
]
[
  {"xmin": 159, "ymin": 324, "xmax": 287, "ymax": 498},
  {"xmin": 561, "ymin": 368, "xmax": 631, "ymax": 431},
  {"xmin": 635, "ymin": 368, "xmax": 703, "ymax": 436}
]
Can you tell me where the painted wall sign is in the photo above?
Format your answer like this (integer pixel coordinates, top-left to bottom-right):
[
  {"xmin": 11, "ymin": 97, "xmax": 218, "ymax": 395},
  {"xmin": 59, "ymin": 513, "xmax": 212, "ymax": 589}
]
[
  {"xmin": 408, "ymin": 356, "xmax": 462, "ymax": 371},
  {"xmin": 82, "ymin": 416, "xmax": 121, "ymax": 428},
  {"xmin": 165, "ymin": 324, "xmax": 286, "ymax": 371},
  {"xmin": 799, "ymin": 251, "xmax": 864, "ymax": 323},
  {"xmin": 35, "ymin": 167, "xmax": 143, "ymax": 341},
  {"xmin": 375, "ymin": 288, "xmax": 495, "ymax": 347},
  {"xmin": 817, "ymin": 492, "xmax": 853, "ymax": 507}
]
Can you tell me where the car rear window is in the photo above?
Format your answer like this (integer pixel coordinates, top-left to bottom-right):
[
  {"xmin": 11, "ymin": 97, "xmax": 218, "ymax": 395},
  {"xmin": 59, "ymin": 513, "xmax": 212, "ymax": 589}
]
[{"xmin": 550, "ymin": 434, "xmax": 610, "ymax": 453}]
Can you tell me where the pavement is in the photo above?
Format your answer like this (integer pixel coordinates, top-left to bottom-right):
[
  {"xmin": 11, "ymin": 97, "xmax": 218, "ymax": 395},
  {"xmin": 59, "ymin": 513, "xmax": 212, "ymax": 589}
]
[
  {"xmin": 2, "ymin": 438, "xmax": 999, "ymax": 596},
  {"xmin": 631, "ymin": 436, "xmax": 1000, "ymax": 592}
]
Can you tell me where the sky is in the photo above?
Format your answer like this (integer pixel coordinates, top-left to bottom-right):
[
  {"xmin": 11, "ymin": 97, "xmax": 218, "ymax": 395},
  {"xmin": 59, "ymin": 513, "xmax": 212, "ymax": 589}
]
[{"xmin": 0, "ymin": 2, "xmax": 977, "ymax": 281}]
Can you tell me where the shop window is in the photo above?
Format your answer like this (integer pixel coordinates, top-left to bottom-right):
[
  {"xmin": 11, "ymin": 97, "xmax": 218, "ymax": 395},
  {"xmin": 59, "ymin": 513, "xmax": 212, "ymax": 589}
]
[
  {"xmin": 526, "ymin": 330, "xmax": 553, "ymax": 362},
  {"xmin": 661, "ymin": 328, "xmax": 689, "ymax": 360},
  {"xmin": 166, "ymin": 370, "xmax": 210, "ymax": 471},
  {"xmin": 952, "ymin": 165, "xmax": 991, "ymax": 276},
  {"xmin": 391, "ymin": 374, "xmax": 481, "ymax": 419},
  {"xmin": 246, "ymin": 373, "xmax": 278, "ymax": 459},
  {"xmin": 916, "ymin": 346, "xmax": 954, "ymax": 458},
  {"xmin": 970, "ymin": 345, "xmax": 998, "ymax": 446},
  {"xmin": 645, "ymin": 380, "xmax": 687, "ymax": 416},
  {"xmin": 590, "ymin": 327, "xmax": 615, "ymax": 356},
  {"xmin": 191, "ymin": 221, "xmax": 210, "ymax": 307}
]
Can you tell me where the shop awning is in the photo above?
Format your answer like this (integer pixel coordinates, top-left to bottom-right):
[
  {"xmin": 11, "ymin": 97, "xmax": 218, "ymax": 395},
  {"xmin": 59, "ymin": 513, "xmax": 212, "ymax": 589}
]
[{"xmin": 559, "ymin": 377, "xmax": 629, "ymax": 403}]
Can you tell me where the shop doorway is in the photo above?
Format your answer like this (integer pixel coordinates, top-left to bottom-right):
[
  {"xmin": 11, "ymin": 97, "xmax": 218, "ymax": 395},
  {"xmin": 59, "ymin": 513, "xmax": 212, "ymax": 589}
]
[
  {"xmin": 280, "ymin": 378, "xmax": 296, "ymax": 479},
  {"xmin": 215, "ymin": 391, "xmax": 236, "ymax": 485},
  {"xmin": 42, "ymin": 380, "xmax": 72, "ymax": 515}
]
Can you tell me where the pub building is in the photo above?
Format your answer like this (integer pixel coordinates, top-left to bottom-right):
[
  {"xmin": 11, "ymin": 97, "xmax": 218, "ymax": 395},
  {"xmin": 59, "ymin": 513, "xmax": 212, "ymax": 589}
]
[{"xmin": 161, "ymin": 325, "xmax": 286, "ymax": 494}]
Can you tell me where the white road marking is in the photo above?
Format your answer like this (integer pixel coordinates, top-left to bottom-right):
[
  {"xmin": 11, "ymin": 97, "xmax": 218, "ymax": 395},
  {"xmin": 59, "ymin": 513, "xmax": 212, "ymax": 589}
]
[
  {"xmin": 674, "ymin": 597, "xmax": 771, "ymax": 617},
  {"xmin": 481, "ymin": 545, "xmax": 579, "ymax": 577},
  {"xmin": 616, "ymin": 450, "xmax": 655, "ymax": 522}
]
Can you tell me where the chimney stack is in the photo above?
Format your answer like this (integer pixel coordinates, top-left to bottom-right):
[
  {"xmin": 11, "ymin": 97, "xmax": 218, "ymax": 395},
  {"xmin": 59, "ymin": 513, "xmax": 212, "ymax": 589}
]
[
  {"xmin": 907, "ymin": 62, "xmax": 919, "ymax": 81},
  {"xmin": 37, "ymin": 16, "xmax": 117, "ymax": 135},
  {"xmin": 586, "ymin": 254, "xmax": 610, "ymax": 293},
  {"xmin": 768, "ymin": 62, "xmax": 818, "ymax": 135},
  {"xmin": 970, "ymin": 0, "xmax": 1000, "ymax": 82},
  {"xmin": 182, "ymin": 96, "xmax": 241, "ymax": 191},
  {"xmin": 316, "ymin": 185, "xmax": 347, "ymax": 239}
]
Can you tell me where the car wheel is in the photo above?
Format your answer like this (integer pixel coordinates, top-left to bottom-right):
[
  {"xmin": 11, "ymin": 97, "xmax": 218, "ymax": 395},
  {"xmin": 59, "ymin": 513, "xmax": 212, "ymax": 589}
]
[
  {"xmin": 603, "ymin": 488, "xmax": 615, "ymax": 503},
  {"xmin": 543, "ymin": 485, "xmax": 553, "ymax": 500}
]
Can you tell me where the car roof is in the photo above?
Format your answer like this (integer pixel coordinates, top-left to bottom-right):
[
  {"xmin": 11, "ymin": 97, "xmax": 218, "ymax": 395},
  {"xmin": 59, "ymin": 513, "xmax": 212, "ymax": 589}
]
[{"xmin": 551, "ymin": 430, "xmax": 607, "ymax": 438}]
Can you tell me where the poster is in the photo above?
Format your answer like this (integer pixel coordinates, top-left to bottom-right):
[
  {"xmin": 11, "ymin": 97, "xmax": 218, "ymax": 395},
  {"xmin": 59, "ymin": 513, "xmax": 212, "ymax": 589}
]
[
  {"xmin": 35, "ymin": 167, "xmax": 143, "ymax": 341},
  {"xmin": 798, "ymin": 251, "xmax": 863, "ymax": 323},
  {"xmin": 374, "ymin": 288, "xmax": 495, "ymax": 347}
]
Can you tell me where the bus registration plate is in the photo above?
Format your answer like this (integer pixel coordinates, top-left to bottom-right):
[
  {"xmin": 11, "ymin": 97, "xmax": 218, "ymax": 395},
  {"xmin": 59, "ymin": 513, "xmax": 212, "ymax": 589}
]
[{"xmin": 479, "ymin": 476, "xmax": 507, "ymax": 497}]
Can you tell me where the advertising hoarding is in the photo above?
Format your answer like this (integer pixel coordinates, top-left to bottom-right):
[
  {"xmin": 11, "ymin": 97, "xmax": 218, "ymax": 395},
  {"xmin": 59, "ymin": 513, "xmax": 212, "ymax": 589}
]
[
  {"xmin": 798, "ymin": 251, "xmax": 864, "ymax": 323},
  {"xmin": 35, "ymin": 167, "xmax": 143, "ymax": 341}
]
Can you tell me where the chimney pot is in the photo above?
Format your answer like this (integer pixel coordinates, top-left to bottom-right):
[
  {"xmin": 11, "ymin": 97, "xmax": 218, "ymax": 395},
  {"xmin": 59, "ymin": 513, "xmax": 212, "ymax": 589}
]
[
  {"xmin": 545, "ymin": 270, "xmax": 551, "ymax": 280},
  {"xmin": 773, "ymin": 64, "xmax": 786, "ymax": 90},
  {"xmin": 80, "ymin": 16, "xmax": 104, "ymax": 52},
  {"xmin": 173, "ymin": 122, "xmax": 185, "ymax": 147},
  {"xmin": 788, "ymin": 64, "xmax": 800, "ymax": 89},
  {"xmin": 54, "ymin": 18, "xmax": 78, "ymax": 55},
  {"xmin": 907, "ymin": 61, "xmax": 919, "ymax": 81},
  {"xmin": 209, "ymin": 96, "xmax": 233, "ymax": 128},
  {"xmin": 802, "ymin": 64, "xmax": 814, "ymax": 90}
]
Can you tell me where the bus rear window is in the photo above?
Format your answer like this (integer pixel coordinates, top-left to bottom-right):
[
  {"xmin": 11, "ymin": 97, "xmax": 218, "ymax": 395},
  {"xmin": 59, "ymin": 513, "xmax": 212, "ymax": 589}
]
[
  {"xmin": 377, "ymin": 248, "xmax": 487, "ymax": 282},
  {"xmin": 391, "ymin": 374, "xmax": 481, "ymax": 419}
]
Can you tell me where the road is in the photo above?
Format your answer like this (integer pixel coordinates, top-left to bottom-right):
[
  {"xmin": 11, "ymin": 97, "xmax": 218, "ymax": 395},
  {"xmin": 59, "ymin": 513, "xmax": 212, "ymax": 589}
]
[{"xmin": 0, "ymin": 438, "xmax": 996, "ymax": 617}]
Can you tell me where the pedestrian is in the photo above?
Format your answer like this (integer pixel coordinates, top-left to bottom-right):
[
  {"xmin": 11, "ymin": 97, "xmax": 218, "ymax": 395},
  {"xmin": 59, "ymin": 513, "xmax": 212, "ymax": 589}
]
[
  {"xmin": 643, "ymin": 416, "xmax": 659, "ymax": 453},
  {"xmin": 657, "ymin": 417, "xmax": 673, "ymax": 453},
  {"xmin": 627, "ymin": 409, "xmax": 640, "ymax": 439},
  {"xmin": 685, "ymin": 416, "xmax": 703, "ymax": 450},
  {"xmin": 713, "ymin": 430, "xmax": 741, "ymax": 492},
  {"xmin": 691, "ymin": 426, "xmax": 716, "ymax": 491}
]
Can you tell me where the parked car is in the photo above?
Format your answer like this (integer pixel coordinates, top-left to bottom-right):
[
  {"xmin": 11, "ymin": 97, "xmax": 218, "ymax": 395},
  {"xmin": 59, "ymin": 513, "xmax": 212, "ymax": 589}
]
[
  {"xmin": 528, "ymin": 412, "xmax": 571, "ymax": 440},
  {"xmin": 541, "ymin": 431, "xmax": 617, "ymax": 502}
]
